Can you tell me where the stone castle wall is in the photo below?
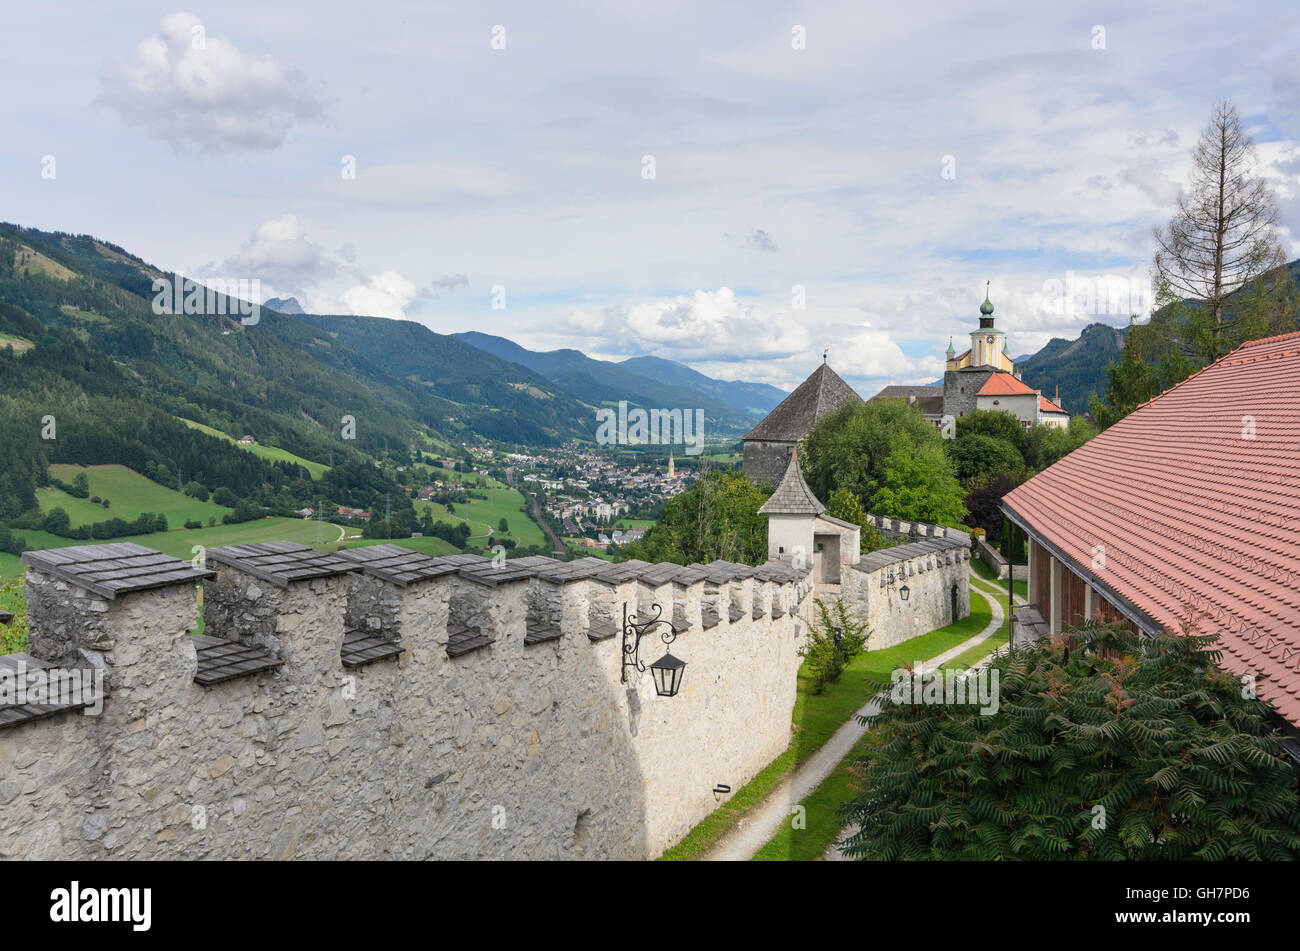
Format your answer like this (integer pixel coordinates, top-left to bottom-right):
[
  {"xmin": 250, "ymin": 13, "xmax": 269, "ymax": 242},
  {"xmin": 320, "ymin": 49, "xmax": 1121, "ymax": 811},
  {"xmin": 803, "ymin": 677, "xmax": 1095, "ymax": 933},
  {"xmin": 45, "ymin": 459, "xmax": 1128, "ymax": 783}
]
[
  {"xmin": 834, "ymin": 519, "xmax": 972, "ymax": 651},
  {"xmin": 0, "ymin": 548, "xmax": 810, "ymax": 860}
]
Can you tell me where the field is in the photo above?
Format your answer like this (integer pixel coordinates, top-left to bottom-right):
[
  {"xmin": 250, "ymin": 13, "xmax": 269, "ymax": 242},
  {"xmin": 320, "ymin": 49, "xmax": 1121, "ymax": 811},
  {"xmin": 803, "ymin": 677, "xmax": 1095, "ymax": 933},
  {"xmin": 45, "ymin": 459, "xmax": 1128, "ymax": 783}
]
[
  {"xmin": 178, "ymin": 418, "xmax": 330, "ymax": 479},
  {"xmin": 38, "ymin": 464, "xmax": 233, "ymax": 527},
  {"xmin": 14, "ymin": 245, "xmax": 75, "ymax": 280},
  {"xmin": 415, "ymin": 476, "xmax": 544, "ymax": 549},
  {"xmin": 340, "ymin": 535, "xmax": 461, "ymax": 557},
  {"xmin": 0, "ymin": 333, "xmax": 33, "ymax": 353}
]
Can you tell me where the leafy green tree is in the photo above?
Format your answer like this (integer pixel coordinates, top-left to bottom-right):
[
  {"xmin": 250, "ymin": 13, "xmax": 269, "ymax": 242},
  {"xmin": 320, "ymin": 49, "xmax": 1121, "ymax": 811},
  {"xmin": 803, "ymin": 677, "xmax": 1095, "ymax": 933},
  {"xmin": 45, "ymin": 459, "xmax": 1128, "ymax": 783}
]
[
  {"xmin": 868, "ymin": 440, "xmax": 966, "ymax": 527},
  {"xmin": 802, "ymin": 399, "xmax": 940, "ymax": 504},
  {"xmin": 1089, "ymin": 319, "xmax": 1164, "ymax": 429},
  {"xmin": 1022, "ymin": 417, "xmax": 1095, "ymax": 471},
  {"xmin": 962, "ymin": 471, "xmax": 1023, "ymax": 543},
  {"xmin": 827, "ymin": 487, "xmax": 885, "ymax": 553},
  {"xmin": 42, "ymin": 506, "xmax": 71, "ymax": 536},
  {"xmin": 946, "ymin": 432, "xmax": 1025, "ymax": 483},
  {"xmin": 621, "ymin": 470, "xmax": 769, "ymax": 566},
  {"xmin": 840, "ymin": 618, "xmax": 1300, "ymax": 860},
  {"xmin": 70, "ymin": 472, "xmax": 90, "ymax": 499},
  {"xmin": 954, "ymin": 409, "xmax": 1027, "ymax": 457},
  {"xmin": 498, "ymin": 517, "xmax": 509, "ymax": 533}
]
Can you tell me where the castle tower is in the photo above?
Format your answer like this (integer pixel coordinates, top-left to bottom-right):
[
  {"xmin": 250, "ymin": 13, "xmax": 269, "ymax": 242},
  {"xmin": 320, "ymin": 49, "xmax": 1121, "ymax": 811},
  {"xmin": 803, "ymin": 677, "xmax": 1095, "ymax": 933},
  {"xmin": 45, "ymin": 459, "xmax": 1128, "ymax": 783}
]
[
  {"xmin": 969, "ymin": 284, "xmax": 1005, "ymax": 369},
  {"xmin": 947, "ymin": 284, "xmax": 1015, "ymax": 374},
  {"xmin": 757, "ymin": 447, "xmax": 825, "ymax": 564},
  {"xmin": 667, "ymin": 452, "xmax": 675, "ymax": 479}
]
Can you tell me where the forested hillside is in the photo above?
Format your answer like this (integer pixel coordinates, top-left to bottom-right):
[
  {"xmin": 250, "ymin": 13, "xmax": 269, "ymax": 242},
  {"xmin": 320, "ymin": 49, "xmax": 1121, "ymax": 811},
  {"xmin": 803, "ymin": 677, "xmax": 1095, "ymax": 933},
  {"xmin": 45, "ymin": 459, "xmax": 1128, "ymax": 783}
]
[{"xmin": 0, "ymin": 222, "xmax": 592, "ymax": 538}]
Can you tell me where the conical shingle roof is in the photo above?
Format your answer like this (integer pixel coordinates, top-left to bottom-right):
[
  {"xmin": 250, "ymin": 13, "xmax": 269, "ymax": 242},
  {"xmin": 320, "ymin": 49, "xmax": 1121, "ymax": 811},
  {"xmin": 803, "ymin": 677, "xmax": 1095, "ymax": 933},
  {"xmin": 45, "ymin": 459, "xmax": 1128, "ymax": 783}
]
[
  {"xmin": 744, "ymin": 363, "xmax": 861, "ymax": 442},
  {"xmin": 758, "ymin": 450, "xmax": 826, "ymax": 516}
]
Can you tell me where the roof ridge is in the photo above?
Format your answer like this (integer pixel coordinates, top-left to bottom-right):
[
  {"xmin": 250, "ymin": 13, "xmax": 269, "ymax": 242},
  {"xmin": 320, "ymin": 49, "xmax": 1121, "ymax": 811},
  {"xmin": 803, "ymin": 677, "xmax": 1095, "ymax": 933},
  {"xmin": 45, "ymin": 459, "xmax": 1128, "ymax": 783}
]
[{"xmin": 757, "ymin": 450, "xmax": 826, "ymax": 516}]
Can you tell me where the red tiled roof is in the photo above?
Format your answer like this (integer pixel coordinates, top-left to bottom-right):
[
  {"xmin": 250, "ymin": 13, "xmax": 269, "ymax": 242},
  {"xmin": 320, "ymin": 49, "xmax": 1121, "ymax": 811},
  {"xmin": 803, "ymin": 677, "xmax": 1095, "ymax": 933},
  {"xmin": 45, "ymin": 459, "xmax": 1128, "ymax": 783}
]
[
  {"xmin": 1039, "ymin": 394, "xmax": 1067, "ymax": 414},
  {"xmin": 1002, "ymin": 330, "xmax": 1300, "ymax": 726},
  {"xmin": 977, "ymin": 372, "xmax": 1037, "ymax": 396}
]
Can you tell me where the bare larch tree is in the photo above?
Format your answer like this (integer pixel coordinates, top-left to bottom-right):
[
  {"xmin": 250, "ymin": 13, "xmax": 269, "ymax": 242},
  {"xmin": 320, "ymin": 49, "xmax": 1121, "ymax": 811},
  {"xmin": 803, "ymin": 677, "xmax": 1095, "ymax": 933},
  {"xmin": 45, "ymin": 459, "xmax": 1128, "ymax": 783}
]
[{"xmin": 1153, "ymin": 99, "xmax": 1295, "ymax": 363}]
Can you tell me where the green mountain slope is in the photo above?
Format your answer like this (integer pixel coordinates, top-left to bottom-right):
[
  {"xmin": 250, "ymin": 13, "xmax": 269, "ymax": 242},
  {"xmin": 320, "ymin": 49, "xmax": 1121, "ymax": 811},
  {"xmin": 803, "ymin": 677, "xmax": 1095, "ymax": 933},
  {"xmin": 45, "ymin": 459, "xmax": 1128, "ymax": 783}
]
[
  {"xmin": 453, "ymin": 331, "xmax": 762, "ymax": 433},
  {"xmin": 1015, "ymin": 322, "xmax": 1128, "ymax": 414},
  {"xmin": 294, "ymin": 313, "xmax": 594, "ymax": 444}
]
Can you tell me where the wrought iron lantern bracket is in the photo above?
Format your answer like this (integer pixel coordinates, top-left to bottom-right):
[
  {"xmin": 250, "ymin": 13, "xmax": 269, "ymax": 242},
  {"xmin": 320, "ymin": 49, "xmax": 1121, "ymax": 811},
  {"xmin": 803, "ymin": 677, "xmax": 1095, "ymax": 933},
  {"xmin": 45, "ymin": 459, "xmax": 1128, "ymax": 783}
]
[{"xmin": 622, "ymin": 602, "xmax": 679, "ymax": 684}]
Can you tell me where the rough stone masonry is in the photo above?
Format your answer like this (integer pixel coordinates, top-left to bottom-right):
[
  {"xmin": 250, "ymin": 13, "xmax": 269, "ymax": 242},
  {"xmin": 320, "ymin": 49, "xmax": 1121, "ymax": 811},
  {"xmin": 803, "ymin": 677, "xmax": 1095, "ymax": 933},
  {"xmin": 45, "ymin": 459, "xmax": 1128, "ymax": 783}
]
[{"xmin": 0, "ymin": 542, "xmax": 811, "ymax": 860}]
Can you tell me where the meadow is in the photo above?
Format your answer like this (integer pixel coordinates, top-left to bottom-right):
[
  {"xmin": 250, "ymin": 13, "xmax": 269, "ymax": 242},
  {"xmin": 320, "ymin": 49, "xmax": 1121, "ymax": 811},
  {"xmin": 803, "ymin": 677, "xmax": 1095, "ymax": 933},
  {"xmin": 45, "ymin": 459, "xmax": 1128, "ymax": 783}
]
[
  {"xmin": 38, "ymin": 464, "xmax": 233, "ymax": 526},
  {"xmin": 178, "ymin": 418, "xmax": 331, "ymax": 479}
]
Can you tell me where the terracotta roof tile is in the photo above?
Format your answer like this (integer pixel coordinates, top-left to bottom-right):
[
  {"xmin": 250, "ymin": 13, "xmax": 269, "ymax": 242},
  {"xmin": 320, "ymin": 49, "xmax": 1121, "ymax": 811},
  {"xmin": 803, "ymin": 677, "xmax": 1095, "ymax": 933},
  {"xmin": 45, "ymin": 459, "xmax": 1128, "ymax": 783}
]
[
  {"xmin": 977, "ymin": 372, "xmax": 1037, "ymax": 397},
  {"xmin": 1002, "ymin": 332, "xmax": 1300, "ymax": 726}
]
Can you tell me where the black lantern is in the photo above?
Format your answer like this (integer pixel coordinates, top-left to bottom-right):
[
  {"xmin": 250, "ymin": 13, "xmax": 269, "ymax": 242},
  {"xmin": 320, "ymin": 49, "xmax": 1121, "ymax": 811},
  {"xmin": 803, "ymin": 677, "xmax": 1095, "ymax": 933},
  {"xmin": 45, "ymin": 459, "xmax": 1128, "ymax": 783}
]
[
  {"xmin": 900, "ymin": 582, "xmax": 911, "ymax": 602},
  {"xmin": 832, "ymin": 626, "xmax": 844, "ymax": 649},
  {"xmin": 648, "ymin": 653, "xmax": 687, "ymax": 697},
  {"xmin": 622, "ymin": 602, "xmax": 683, "ymax": 696}
]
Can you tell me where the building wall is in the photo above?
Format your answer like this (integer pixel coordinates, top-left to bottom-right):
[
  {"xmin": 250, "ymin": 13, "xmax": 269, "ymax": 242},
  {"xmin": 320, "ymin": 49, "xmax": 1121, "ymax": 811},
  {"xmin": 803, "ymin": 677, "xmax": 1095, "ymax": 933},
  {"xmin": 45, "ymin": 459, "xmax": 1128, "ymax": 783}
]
[
  {"xmin": 1028, "ymin": 537, "xmax": 1052, "ymax": 608},
  {"xmin": 942, "ymin": 368, "xmax": 997, "ymax": 420},
  {"xmin": 743, "ymin": 439, "xmax": 794, "ymax": 488},
  {"xmin": 0, "ymin": 555, "xmax": 811, "ymax": 861},
  {"xmin": 839, "ymin": 543, "xmax": 971, "ymax": 650},
  {"xmin": 976, "ymin": 391, "xmax": 1038, "ymax": 427},
  {"xmin": 768, "ymin": 514, "xmax": 813, "ymax": 567}
]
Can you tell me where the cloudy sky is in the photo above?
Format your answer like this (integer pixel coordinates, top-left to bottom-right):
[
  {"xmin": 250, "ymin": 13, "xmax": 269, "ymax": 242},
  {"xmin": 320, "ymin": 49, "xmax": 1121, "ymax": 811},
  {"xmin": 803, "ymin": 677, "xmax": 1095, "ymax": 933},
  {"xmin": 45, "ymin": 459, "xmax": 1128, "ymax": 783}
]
[{"xmin": 4, "ymin": 1, "xmax": 1299, "ymax": 394}]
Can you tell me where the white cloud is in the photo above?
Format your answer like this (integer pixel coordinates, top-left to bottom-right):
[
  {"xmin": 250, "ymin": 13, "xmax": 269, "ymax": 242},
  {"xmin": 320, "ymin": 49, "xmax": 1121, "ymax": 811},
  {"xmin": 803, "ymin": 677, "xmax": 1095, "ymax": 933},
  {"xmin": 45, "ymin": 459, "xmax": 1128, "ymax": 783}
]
[
  {"xmin": 340, "ymin": 270, "xmax": 419, "ymax": 318},
  {"xmin": 220, "ymin": 214, "xmax": 335, "ymax": 292},
  {"xmin": 99, "ymin": 12, "xmax": 326, "ymax": 152},
  {"xmin": 614, "ymin": 288, "xmax": 810, "ymax": 360}
]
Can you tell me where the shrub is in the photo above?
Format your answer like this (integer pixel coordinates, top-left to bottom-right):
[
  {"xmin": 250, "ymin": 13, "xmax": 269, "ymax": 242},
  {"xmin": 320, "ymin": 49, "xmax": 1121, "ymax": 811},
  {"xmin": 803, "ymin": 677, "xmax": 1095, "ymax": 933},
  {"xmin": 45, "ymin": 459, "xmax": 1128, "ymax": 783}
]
[
  {"xmin": 799, "ymin": 597, "xmax": 870, "ymax": 695},
  {"xmin": 840, "ymin": 615, "xmax": 1300, "ymax": 860}
]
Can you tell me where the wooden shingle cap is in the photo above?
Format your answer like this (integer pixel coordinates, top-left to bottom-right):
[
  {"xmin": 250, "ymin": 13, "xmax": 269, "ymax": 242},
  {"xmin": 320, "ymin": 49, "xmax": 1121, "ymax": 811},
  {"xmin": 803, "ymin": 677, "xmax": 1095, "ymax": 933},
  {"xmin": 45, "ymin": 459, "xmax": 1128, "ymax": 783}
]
[
  {"xmin": 21, "ymin": 543, "xmax": 213, "ymax": 600},
  {"xmin": 192, "ymin": 635, "xmax": 282, "ymax": 685},
  {"xmin": 446, "ymin": 624, "xmax": 493, "ymax": 657},
  {"xmin": 0, "ymin": 652, "xmax": 101, "ymax": 728},
  {"xmin": 335, "ymin": 544, "xmax": 461, "ymax": 586},
  {"xmin": 523, "ymin": 623, "xmax": 564, "ymax": 645},
  {"xmin": 205, "ymin": 542, "xmax": 357, "ymax": 588},
  {"xmin": 341, "ymin": 629, "xmax": 404, "ymax": 667}
]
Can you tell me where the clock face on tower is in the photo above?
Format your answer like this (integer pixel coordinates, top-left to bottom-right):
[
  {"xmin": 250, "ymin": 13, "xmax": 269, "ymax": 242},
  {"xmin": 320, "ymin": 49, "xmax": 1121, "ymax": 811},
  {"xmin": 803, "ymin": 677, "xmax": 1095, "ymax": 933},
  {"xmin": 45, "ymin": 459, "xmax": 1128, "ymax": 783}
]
[{"xmin": 986, "ymin": 336, "xmax": 996, "ymax": 344}]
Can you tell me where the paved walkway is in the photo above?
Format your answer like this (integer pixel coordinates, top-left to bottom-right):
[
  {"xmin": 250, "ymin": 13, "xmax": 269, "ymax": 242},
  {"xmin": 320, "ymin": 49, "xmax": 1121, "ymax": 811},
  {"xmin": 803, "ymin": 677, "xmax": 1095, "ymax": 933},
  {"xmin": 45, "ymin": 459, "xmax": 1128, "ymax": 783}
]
[
  {"xmin": 703, "ymin": 582, "xmax": 1006, "ymax": 862},
  {"xmin": 824, "ymin": 573, "xmax": 1022, "ymax": 861}
]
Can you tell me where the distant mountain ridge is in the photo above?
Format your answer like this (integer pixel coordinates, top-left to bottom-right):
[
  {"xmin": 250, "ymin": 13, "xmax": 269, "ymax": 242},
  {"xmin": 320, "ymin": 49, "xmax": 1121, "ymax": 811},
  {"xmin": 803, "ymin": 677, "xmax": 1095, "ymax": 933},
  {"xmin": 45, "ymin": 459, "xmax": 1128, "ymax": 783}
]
[
  {"xmin": 264, "ymin": 296, "xmax": 304, "ymax": 315},
  {"xmin": 453, "ymin": 331, "xmax": 784, "ymax": 430},
  {"xmin": 1015, "ymin": 322, "xmax": 1129, "ymax": 414}
]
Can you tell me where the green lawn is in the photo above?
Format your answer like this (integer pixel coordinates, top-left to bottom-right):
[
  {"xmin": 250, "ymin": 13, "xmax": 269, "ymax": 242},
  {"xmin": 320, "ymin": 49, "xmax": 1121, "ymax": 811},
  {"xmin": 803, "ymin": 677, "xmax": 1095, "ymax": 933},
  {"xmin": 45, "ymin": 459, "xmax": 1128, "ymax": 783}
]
[
  {"xmin": 39, "ymin": 464, "xmax": 232, "ymax": 527},
  {"xmin": 661, "ymin": 591, "xmax": 995, "ymax": 860},
  {"xmin": 341, "ymin": 535, "xmax": 461, "ymax": 557},
  {"xmin": 971, "ymin": 553, "xmax": 1026, "ymax": 599},
  {"xmin": 753, "ymin": 588, "xmax": 1006, "ymax": 861},
  {"xmin": 178, "ymin": 418, "xmax": 330, "ymax": 479}
]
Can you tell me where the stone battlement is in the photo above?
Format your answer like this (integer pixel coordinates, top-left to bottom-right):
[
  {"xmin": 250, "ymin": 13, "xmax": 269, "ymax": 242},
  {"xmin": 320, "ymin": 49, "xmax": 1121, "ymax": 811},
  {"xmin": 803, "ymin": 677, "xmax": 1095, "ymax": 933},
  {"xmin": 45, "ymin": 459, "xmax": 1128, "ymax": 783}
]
[
  {"xmin": 862, "ymin": 513, "xmax": 970, "ymax": 545},
  {"xmin": 0, "ymin": 542, "xmax": 810, "ymax": 860}
]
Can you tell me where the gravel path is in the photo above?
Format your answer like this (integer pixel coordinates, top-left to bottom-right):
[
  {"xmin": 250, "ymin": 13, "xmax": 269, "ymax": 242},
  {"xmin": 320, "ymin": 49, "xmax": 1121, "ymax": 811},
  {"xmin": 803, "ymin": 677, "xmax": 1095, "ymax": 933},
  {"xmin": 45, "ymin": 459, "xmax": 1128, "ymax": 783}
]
[{"xmin": 703, "ymin": 583, "xmax": 1006, "ymax": 862}]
